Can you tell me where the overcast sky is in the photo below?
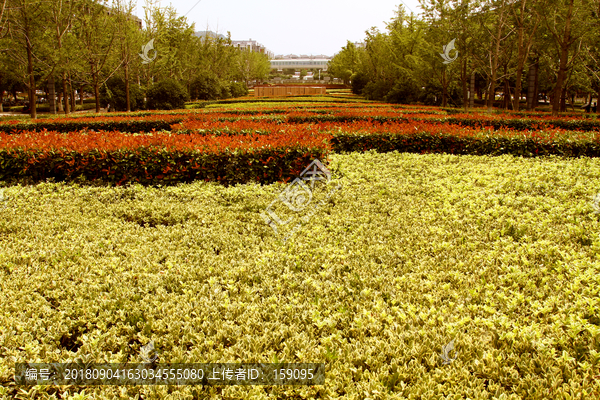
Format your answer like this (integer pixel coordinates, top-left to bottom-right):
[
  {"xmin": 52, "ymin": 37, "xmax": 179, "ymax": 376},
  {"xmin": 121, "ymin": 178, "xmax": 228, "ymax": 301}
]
[{"xmin": 133, "ymin": 0, "xmax": 424, "ymax": 57}]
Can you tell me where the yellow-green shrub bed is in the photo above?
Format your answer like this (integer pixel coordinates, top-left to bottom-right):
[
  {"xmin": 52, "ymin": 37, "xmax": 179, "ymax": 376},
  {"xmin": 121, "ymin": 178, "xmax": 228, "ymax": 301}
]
[{"xmin": 1, "ymin": 152, "xmax": 600, "ymax": 399}]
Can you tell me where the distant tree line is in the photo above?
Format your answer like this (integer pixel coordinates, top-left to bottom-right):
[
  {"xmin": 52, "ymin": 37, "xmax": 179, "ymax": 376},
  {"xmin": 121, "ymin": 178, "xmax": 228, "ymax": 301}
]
[
  {"xmin": 328, "ymin": 0, "xmax": 600, "ymax": 116},
  {"xmin": 0, "ymin": 0, "xmax": 270, "ymax": 117}
]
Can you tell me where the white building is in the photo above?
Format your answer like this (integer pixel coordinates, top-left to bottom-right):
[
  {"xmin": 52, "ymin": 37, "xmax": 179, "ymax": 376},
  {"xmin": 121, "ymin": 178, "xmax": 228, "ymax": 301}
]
[
  {"xmin": 231, "ymin": 39, "xmax": 274, "ymax": 59},
  {"xmin": 270, "ymin": 58, "xmax": 330, "ymax": 71}
]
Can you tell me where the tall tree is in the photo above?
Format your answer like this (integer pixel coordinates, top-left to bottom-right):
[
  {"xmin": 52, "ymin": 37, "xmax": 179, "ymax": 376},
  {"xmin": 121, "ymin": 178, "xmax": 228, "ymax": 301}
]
[
  {"xmin": 419, "ymin": 1, "xmax": 455, "ymax": 106},
  {"xmin": 235, "ymin": 48, "xmax": 270, "ymax": 86},
  {"xmin": 477, "ymin": 0, "xmax": 512, "ymax": 112},
  {"xmin": 113, "ymin": 0, "xmax": 141, "ymax": 112},
  {"xmin": 510, "ymin": 0, "xmax": 540, "ymax": 111},
  {"xmin": 542, "ymin": 0, "xmax": 590, "ymax": 116},
  {"xmin": 49, "ymin": 0, "xmax": 76, "ymax": 114},
  {"xmin": 0, "ymin": 0, "xmax": 7, "ymax": 35},
  {"xmin": 73, "ymin": 0, "xmax": 120, "ymax": 113},
  {"xmin": 4, "ymin": 0, "xmax": 51, "ymax": 118},
  {"xmin": 420, "ymin": 0, "xmax": 482, "ymax": 109},
  {"xmin": 328, "ymin": 41, "xmax": 361, "ymax": 85}
]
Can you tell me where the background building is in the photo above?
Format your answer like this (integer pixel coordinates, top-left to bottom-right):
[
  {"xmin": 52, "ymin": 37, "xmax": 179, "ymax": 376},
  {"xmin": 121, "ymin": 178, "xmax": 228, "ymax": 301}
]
[
  {"xmin": 270, "ymin": 57, "xmax": 331, "ymax": 71},
  {"xmin": 231, "ymin": 39, "xmax": 273, "ymax": 59}
]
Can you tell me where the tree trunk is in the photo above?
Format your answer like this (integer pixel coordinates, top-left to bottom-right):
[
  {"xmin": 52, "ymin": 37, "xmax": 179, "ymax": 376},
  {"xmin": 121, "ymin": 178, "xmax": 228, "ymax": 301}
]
[
  {"xmin": 49, "ymin": 75, "xmax": 56, "ymax": 114},
  {"xmin": 68, "ymin": 73, "xmax": 75, "ymax": 112},
  {"xmin": 125, "ymin": 62, "xmax": 131, "ymax": 112},
  {"xmin": 94, "ymin": 74, "xmax": 100, "ymax": 113},
  {"xmin": 79, "ymin": 85, "xmax": 84, "ymax": 106},
  {"xmin": 526, "ymin": 61, "xmax": 534, "ymax": 110},
  {"xmin": 462, "ymin": 58, "xmax": 468, "ymax": 110},
  {"xmin": 587, "ymin": 92, "xmax": 591, "ymax": 108},
  {"xmin": 442, "ymin": 69, "xmax": 448, "ymax": 107},
  {"xmin": 487, "ymin": 4, "xmax": 507, "ymax": 113},
  {"xmin": 26, "ymin": 38, "xmax": 36, "ymax": 119},
  {"xmin": 514, "ymin": 22, "xmax": 525, "ymax": 111},
  {"xmin": 512, "ymin": 0, "xmax": 539, "ymax": 112},
  {"xmin": 62, "ymin": 72, "xmax": 70, "ymax": 114},
  {"xmin": 551, "ymin": 0, "xmax": 574, "ymax": 116},
  {"xmin": 584, "ymin": 92, "xmax": 592, "ymax": 112},
  {"xmin": 503, "ymin": 64, "xmax": 510, "ymax": 109},
  {"xmin": 71, "ymin": 89, "xmax": 76, "ymax": 111},
  {"xmin": 560, "ymin": 87, "xmax": 567, "ymax": 112},
  {"xmin": 469, "ymin": 71, "xmax": 475, "ymax": 109},
  {"xmin": 596, "ymin": 86, "xmax": 600, "ymax": 114},
  {"xmin": 0, "ymin": 90, "xmax": 3, "ymax": 113},
  {"xmin": 487, "ymin": 77, "xmax": 497, "ymax": 112},
  {"xmin": 57, "ymin": 92, "xmax": 63, "ymax": 112},
  {"xmin": 486, "ymin": 80, "xmax": 496, "ymax": 112},
  {"xmin": 527, "ymin": 58, "xmax": 539, "ymax": 111}
]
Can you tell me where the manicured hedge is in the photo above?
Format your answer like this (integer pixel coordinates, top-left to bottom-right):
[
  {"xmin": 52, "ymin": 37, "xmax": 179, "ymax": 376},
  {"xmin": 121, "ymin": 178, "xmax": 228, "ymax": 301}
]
[
  {"xmin": 0, "ymin": 147, "xmax": 325, "ymax": 186},
  {"xmin": 326, "ymin": 120, "xmax": 600, "ymax": 157},
  {"xmin": 331, "ymin": 131, "xmax": 600, "ymax": 157},
  {"xmin": 0, "ymin": 129, "xmax": 329, "ymax": 186},
  {"xmin": 421, "ymin": 115, "xmax": 600, "ymax": 132},
  {"xmin": 441, "ymin": 106, "xmax": 600, "ymax": 119},
  {"xmin": 3, "ymin": 101, "xmax": 600, "ymax": 187},
  {"xmin": 287, "ymin": 115, "xmax": 409, "ymax": 124},
  {"xmin": 0, "ymin": 115, "xmax": 183, "ymax": 134}
]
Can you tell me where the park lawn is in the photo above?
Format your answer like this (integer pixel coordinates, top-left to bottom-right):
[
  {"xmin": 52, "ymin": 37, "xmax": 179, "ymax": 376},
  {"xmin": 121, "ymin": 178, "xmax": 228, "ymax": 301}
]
[{"xmin": 1, "ymin": 151, "xmax": 600, "ymax": 399}]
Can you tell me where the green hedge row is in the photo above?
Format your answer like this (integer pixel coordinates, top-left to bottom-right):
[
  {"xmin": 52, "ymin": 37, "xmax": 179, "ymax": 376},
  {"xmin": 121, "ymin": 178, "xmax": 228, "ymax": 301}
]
[
  {"xmin": 278, "ymin": 114, "xmax": 600, "ymax": 130},
  {"xmin": 0, "ymin": 146, "xmax": 327, "ymax": 186},
  {"xmin": 438, "ymin": 116, "xmax": 600, "ymax": 132},
  {"xmin": 286, "ymin": 115, "xmax": 409, "ymax": 124},
  {"xmin": 3, "ymin": 103, "xmax": 97, "ymax": 113},
  {"xmin": 331, "ymin": 131, "xmax": 600, "ymax": 157},
  {"xmin": 440, "ymin": 106, "xmax": 600, "ymax": 119},
  {"xmin": 5, "ymin": 113, "xmax": 598, "ymax": 136},
  {"xmin": 186, "ymin": 97, "xmax": 362, "ymax": 106},
  {"xmin": 0, "ymin": 118, "xmax": 182, "ymax": 134}
]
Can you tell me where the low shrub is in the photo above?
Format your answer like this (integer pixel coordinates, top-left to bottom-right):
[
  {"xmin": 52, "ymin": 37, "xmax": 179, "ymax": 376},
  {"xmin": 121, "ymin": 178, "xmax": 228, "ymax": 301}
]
[
  {"xmin": 146, "ymin": 79, "xmax": 189, "ymax": 110},
  {"xmin": 229, "ymin": 82, "xmax": 249, "ymax": 98},
  {"xmin": 189, "ymin": 73, "xmax": 224, "ymax": 101},
  {"xmin": 99, "ymin": 76, "xmax": 145, "ymax": 111}
]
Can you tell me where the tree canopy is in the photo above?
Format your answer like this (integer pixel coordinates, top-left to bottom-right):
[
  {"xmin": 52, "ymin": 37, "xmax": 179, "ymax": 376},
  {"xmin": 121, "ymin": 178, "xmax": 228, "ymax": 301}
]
[
  {"xmin": 0, "ymin": 0, "xmax": 271, "ymax": 116},
  {"xmin": 328, "ymin": 0, "xmax": 600, "ymax": 115}
]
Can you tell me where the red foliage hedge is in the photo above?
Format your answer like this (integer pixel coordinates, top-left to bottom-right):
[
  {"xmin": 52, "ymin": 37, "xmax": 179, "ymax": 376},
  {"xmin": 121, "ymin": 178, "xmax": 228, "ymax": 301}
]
[
  {"xmin": 2, "ymin": 104, "xmax": 600, "ymax": 186},
  {"xmin": 329, "ymin": 121, "xmax": 600, "ymax": 157},
  {"xmin": 0, "ymin": 128, "xmax": 330, "ymax": 186}
]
